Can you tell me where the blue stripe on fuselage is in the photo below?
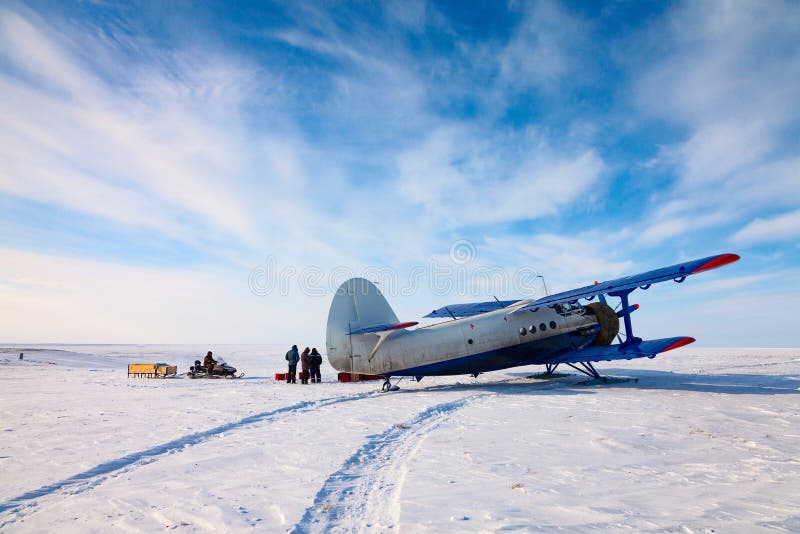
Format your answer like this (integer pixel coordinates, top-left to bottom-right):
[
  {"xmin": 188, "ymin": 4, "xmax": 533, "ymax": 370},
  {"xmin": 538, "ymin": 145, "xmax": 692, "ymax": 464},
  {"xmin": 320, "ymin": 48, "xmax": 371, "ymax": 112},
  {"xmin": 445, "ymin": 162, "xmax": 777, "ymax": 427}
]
[{"xmin": 387, "ymin": 332, "xmax": 580, "ymax": 377}]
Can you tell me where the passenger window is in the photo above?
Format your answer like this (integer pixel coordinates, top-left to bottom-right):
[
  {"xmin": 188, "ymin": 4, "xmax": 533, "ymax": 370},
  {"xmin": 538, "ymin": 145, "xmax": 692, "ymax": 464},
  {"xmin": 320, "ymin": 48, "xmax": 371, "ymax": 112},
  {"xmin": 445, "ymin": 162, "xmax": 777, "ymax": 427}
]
[
  {"xmin": 529, "ymin": 324, "xmax": 536, "ymax": 333},
  {"xmin": 519, "ymin": 327, "xmax": 527, "ymax": 336},
  {"xmin": 540, "ymin": 323, "xmax": 546, "ymax": 331},
  {"xmin": 549, "ymin": 321, "xmax": 557, "ymax": 329}
]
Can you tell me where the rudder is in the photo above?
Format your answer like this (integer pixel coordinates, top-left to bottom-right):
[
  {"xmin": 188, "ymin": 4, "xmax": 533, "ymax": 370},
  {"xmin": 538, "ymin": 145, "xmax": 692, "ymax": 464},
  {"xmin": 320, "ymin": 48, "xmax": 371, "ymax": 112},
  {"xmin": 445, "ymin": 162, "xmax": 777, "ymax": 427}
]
[{"xmin": 325, "ymin": 278, "xmax": 398, "ymax": 372}]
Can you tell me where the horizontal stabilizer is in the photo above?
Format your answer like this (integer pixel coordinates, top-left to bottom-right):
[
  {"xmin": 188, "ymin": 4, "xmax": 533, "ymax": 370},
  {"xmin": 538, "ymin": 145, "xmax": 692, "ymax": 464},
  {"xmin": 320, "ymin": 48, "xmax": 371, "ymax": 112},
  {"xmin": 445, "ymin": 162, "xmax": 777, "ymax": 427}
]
[
  {"xmin": 349, "ymin": 321, "xmax": 418, "ymax": 335},
  {"xmin": 425, "ymin": 300, "xmax": 520, "ymax": 319},
  {"xmin": 550, "ymin": 336, "xmax": 695, "ymax": 365}
]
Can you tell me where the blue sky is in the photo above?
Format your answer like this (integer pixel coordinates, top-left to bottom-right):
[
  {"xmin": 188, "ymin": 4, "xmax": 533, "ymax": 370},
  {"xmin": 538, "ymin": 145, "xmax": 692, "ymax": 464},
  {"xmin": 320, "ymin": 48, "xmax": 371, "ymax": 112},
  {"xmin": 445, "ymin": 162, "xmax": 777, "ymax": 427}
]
[{"xmin": 1, "ymin": 1, "xmax": 798, "ymax": 346}]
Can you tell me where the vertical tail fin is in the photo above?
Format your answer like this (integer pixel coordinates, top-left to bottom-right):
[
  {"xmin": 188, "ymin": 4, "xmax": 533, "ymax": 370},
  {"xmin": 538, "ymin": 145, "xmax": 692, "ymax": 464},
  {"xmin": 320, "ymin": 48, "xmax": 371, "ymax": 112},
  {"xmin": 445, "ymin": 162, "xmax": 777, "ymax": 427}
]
[{"xmin": 325, "ymin": 278, "xmax": 398, "ymax": 371}]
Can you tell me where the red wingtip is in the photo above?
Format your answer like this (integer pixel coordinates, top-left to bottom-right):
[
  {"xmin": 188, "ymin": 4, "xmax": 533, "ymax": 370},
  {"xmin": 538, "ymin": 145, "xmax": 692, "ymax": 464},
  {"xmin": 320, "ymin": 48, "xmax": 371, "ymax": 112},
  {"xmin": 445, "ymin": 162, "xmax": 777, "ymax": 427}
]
[
  {"xmin": 634, "ymin": 303, "xmax": 640, "ymax": 310},
  {"xmin": 692, "ymin": 253, "xmax": 740, "ymax": 274},
  {"xmin": 662, "ymin": 337, "xmax": 695, "ymax": 352}
]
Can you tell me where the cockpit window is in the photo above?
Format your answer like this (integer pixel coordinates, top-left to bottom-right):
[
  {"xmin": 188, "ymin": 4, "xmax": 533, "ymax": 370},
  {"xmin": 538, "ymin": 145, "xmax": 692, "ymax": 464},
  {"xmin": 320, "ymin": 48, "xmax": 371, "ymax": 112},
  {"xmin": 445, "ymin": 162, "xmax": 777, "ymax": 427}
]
[{"xmin": 555, "ymin": 302, "xmax": 584, "ymax": 316}]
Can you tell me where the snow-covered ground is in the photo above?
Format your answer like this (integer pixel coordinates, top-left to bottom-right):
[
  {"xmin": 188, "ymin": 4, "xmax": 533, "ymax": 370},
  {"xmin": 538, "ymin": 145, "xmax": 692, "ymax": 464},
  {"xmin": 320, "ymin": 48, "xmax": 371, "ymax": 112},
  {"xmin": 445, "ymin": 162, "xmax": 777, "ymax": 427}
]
[{"xmin": 0, "ymin": 345, "xmax": 798, "ymax": 532}]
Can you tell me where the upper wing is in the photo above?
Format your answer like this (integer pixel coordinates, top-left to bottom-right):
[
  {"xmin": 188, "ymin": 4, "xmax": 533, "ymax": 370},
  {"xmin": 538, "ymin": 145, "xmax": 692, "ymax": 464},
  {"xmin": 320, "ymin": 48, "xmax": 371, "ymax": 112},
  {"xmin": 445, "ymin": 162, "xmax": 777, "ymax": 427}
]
[
  {"xmin": 424, "ymin": 300, "xmax": 520, "ymax": 319},
  {"xmin": 423, "ymin": 253, "xmax": 738, "ymax": 320},
  {"xmin": 512, "ymin": 253, "xmax": 739, "ymax": 314}
]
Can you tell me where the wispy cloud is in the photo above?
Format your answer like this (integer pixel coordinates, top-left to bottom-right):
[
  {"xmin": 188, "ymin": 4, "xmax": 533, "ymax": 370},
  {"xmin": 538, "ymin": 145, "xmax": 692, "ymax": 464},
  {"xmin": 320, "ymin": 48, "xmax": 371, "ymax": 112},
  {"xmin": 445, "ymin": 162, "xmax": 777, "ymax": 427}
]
[
  {"xmin": 732, "ymin": 209, "xmax": 800, "ymax": 245},
  {"xmin": 397, "ymin": 126, "xmax": 605, "ymax": 227},
  {"xmin": 628, "ymin": 1, "xmax": 800, "ymax": 245},
  {"xmin": 480, "ymin": 230, "xmax": 636, "ymax": 292},
  {"xmin": 499, "ymin": 0, "xmax": 593, "ymax": 93},
  {"xmin": 0, "ymin": 6, "xmax": 260, "ymax": 254}
]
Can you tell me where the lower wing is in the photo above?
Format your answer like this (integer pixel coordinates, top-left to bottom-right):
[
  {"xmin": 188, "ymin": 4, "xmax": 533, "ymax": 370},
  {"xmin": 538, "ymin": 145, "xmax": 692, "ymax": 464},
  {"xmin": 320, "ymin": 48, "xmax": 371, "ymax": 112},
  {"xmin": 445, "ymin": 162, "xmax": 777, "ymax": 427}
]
[{"xmin": 549, "ymin": 336, "xmax": 695, "ymax": 365}]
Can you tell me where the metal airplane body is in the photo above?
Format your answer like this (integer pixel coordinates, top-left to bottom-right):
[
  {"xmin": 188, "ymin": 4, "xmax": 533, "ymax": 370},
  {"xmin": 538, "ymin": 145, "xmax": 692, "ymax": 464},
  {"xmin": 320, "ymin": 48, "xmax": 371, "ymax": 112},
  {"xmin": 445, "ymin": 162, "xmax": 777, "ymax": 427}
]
[{"xmin": 325, "ymin": 254, "xmax": 740, "ymax": 388}]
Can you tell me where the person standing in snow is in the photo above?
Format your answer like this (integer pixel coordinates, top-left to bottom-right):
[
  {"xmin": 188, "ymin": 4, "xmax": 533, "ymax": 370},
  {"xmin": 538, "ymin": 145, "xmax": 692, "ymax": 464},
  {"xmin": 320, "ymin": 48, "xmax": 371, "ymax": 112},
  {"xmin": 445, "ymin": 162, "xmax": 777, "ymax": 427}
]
[
  {"xmin": 309, "ymin": 347, "xmax": 323, "ymax": 383},
  {"xmin": 285, "ymin": 345, "xmax": 299, "ymax": 383},
  {"xmin": 300, "ymin": 347, "xmax": 311, "ymax": 384}
]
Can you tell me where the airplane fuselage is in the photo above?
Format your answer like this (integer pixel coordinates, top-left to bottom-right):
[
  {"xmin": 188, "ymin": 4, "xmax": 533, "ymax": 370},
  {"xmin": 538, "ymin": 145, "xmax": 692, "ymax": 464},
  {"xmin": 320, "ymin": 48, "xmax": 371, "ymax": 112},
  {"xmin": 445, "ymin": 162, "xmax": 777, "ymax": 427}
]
[{"xmin": 328, "ymin": 302, "xmax": 600, "ymax": 377}]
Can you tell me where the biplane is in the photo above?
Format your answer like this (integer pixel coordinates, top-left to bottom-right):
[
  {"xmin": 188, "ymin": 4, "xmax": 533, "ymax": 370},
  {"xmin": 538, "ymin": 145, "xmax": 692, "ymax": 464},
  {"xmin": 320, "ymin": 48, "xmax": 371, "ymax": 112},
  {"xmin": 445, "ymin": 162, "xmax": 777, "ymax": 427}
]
[{"xmin": 325, "ymin": 254, "xmax": 740, "ymax": 390}]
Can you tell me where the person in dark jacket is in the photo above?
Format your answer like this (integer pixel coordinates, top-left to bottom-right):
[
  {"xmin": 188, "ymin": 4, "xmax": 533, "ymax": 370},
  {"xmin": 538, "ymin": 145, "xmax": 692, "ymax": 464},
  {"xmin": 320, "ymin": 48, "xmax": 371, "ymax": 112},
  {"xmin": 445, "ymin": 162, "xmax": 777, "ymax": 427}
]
[
  {"xmin": 203, "ymin": 351, "xmax": 217, "ymax": 375},
  {"xmin": 300, "ymin": 347, "xmax": 311, "ymax": 384},
  {"xmin": 309, "ymin": 347, "xmax": 323, "ymax": 383},
  {"xmin": 285, "ymin": 345, "xmax": 299, "ymax": 383}
]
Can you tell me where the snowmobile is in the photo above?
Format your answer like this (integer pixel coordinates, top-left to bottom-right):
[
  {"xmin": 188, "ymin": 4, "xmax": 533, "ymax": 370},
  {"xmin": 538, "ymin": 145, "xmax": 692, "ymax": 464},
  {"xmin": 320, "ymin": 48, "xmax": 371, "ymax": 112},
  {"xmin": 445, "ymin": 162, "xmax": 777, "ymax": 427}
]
[{"xmin": 188, "ymin": 358, "xmax": 243, "ymax": 379}]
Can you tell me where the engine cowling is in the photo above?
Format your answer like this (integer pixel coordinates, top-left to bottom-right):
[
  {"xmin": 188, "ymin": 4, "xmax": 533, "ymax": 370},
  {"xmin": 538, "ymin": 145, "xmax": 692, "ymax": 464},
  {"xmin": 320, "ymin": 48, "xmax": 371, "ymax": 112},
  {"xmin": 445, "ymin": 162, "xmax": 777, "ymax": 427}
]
[{"xmin": 586, "ymin": 302, "xmax": 619, "ymax": 346}]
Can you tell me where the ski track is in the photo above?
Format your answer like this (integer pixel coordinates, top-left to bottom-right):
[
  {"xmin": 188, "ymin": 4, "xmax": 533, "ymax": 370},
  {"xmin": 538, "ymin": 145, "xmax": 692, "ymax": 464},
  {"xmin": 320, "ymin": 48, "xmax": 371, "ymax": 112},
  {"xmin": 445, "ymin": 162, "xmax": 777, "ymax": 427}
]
[
  {"xmin": 291, "ymin": 393, "xmax": 488, "ymax": 534},
  {"xmin": 0, "ymin": 391, "xmax": 376, "ymax": 526},
  {"xmin": 2, "ymin": 376, "xmax": 581, "ymax": 528}
]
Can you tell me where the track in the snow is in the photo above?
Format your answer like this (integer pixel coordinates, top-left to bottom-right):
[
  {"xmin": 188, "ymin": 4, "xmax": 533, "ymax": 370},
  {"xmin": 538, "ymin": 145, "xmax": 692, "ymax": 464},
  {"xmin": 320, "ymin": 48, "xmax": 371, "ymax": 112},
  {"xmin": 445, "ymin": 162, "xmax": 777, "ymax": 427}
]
[
  {"xmin": 0, "ymin": 391, "xmax": 377, "ymax": 525},
  {"xmin": 292, "ymin": 393, "xmax": 488, "ymax": 534},
  {"xmin": 0, "ymin": 376, "xmax": 581, "ymax": 528}
]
